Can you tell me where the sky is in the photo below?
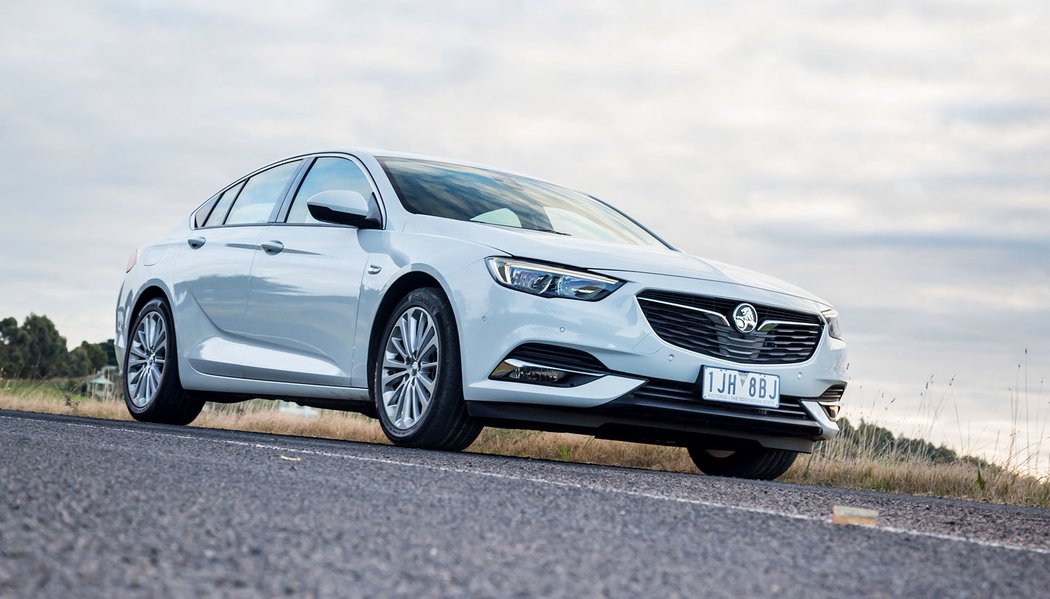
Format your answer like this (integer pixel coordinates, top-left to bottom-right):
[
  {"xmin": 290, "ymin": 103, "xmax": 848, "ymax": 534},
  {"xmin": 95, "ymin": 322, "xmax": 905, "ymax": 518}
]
[{"xmin": 1, "ymin": 0, "xmax": 1048, "ymax": 470}]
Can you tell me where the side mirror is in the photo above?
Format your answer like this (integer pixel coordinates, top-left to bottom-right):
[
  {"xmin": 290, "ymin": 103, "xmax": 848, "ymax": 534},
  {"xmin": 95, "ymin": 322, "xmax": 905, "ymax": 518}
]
[{"xmin": 306, "ymin": 190, "xmax": 377, "ymax": 227}]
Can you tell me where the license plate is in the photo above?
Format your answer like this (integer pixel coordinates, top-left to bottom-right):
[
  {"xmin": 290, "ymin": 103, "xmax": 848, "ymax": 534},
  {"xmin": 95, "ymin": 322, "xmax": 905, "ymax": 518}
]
[{"xmin": 701, "ymin": 367, "xmax": 780, "ymax": 408}]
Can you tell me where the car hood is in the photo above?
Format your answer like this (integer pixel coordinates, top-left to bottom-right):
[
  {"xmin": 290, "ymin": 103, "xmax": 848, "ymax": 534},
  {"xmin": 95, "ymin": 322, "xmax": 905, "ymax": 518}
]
[{"xmin": 408, "ymin": 217, "xmax": 831, "ymax": 307}]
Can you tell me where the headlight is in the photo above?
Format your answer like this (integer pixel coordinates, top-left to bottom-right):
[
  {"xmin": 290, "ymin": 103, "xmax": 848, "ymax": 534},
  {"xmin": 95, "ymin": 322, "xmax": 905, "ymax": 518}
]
[
  {"xmin": 485, "ymin": 257, "xmax": 623, "ymax": 301},
  {"xmin": 822, "ymin": 309, "xmax": 843, "ymax": 340}
]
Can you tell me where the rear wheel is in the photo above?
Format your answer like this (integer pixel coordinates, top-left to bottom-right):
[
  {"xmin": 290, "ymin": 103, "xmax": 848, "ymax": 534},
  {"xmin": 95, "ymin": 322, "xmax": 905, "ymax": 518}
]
[
  {"xmin": 123, "ymin": 298, "xmax": 203, "ymax": 425},
  {"xmin": 687, "ymin": 445, "xmax": 798, "ymax": 480},
  {"xmin": 373, "ymin": 288, "xmax": 481, "ymax": 451}
]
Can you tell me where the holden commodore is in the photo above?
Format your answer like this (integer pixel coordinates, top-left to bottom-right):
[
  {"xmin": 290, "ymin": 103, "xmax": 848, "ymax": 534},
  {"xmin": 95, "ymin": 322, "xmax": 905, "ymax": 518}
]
[{"xmin": 115, "ymin": 149, "xmax": 847, "ymax": 480}]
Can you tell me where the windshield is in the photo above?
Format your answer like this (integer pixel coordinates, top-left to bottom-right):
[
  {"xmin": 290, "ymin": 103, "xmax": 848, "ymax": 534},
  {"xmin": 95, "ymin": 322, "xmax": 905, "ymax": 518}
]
[{"xmin": 378, "ymin": 157, "xmax": 670, "ymax": 249}]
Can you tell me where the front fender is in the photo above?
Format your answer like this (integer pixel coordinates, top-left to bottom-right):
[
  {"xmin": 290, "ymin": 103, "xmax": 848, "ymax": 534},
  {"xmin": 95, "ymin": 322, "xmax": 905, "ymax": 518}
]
[{"xmin": 350, "ymin": 228, "xmax": 507, "ymax": 386}]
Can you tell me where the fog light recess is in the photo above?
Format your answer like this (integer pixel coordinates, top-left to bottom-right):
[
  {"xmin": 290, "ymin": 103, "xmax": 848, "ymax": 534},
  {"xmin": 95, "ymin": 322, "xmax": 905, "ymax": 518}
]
[
  {"xmin": 490, "ymin": 359, "xmax": 602, "ymax": 387},
  {"xmin": 820, "ymin": 403, "xmax": 841, "ymax": 421}
]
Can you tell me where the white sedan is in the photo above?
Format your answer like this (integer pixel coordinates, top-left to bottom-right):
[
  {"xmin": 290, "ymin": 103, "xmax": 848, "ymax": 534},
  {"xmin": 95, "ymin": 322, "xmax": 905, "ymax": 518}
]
[{"xmin": 115, "ymin": 149, "xmax": 847, "ymax": 480}]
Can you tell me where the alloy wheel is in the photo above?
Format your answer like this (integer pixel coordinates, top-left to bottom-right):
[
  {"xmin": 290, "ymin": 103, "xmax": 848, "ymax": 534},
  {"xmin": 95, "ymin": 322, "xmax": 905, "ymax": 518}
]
[
  {"xmin": 381, "ymin": 306, "xmax": 441, "ymax": 430},
  {"xmin": 126, "ymin": 311, "xmax": 167, "ymax": 408}
]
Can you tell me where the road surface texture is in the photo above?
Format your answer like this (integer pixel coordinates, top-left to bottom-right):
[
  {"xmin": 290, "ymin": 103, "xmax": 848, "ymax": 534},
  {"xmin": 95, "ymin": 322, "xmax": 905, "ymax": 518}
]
[{"xmin": 1, "ymin": 410, "xmax": 1048, "ymax": 598}]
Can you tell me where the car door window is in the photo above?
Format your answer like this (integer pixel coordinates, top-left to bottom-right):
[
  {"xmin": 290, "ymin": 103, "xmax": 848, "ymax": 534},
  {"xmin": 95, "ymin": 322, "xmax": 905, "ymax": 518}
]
[
  {"xmin": 225, "ymin": 161, "xmax": 302, "ymax": 225},
  {"xmin": 286, "ymin": 157, "xmax": 375, "ymax": 224},
  {"xmin": 193, "ymin": 194, "xmax": 219, "ymax": 229},
  {"xmin": 203, "ymin": 182, "xmax": 244, "ymax": 228}
]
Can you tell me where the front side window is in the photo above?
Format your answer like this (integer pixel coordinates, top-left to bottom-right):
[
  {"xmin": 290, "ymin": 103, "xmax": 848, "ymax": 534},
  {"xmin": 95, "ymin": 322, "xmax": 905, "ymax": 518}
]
[
  {"xmin": 378, "ymin": 158, "xmax": 668, "ymax": 248},
  {"xmin": 225, "ymin": 160, "xmax": 302, "ymax": 226},
  {"xmin": 286, "ymin": 157, "xmax": 375, "ymax": 224}
]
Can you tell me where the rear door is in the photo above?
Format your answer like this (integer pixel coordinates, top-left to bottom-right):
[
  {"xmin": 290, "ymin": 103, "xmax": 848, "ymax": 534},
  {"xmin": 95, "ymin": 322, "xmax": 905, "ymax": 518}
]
[
  {"xmin": 172, "ymin": 159, "xmax": 303, "ymax": 378},
  {"xmin": 241, "ymin": 155, "xmax": 379, "ymax": 386}
]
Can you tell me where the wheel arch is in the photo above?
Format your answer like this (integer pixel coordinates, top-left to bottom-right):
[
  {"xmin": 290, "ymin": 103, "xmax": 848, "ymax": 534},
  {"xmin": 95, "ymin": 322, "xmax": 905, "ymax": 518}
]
[
  {"xmin": 129, "ymin": 285, "xmax": 173, "ymax": 332},
  {"xmin": 123, "ymin": 282, "xmax": 176, "ymax": 363},
  {"xmin": 366, "ymin": 270, "xmax": 456, "ymax": 391}
]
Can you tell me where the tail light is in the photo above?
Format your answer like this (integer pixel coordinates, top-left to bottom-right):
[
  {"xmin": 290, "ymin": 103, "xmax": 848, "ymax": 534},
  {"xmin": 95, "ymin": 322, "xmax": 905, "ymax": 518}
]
[{"xmin": 126, "ymin": 249, "xmax": 138, "ymax": 272}]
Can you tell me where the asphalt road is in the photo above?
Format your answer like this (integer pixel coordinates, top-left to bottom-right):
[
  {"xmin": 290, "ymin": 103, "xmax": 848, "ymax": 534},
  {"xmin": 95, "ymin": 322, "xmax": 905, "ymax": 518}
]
[{"xmin": 1, "ymin": 410, "xmax": 1048, "ymax": 598}]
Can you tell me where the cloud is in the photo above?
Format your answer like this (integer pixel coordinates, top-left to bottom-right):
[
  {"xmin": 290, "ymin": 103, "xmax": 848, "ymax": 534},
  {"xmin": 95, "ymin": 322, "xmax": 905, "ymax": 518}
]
[{"xmin": 1, "ymin": 0, "xmax": 1048, "ymax": 464}]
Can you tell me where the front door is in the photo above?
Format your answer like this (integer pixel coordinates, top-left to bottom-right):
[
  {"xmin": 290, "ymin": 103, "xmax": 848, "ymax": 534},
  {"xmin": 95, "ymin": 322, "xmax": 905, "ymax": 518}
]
[{"xmin": 241, "ymin": 156, "xmax": 378, "ymax": 387}]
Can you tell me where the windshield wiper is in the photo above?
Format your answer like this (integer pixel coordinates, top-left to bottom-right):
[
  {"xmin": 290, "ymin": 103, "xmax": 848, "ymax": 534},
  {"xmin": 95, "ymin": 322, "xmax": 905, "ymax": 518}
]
[{"xmin": 474, "ymin": 222, "xmax": 572, "ymax": 236}]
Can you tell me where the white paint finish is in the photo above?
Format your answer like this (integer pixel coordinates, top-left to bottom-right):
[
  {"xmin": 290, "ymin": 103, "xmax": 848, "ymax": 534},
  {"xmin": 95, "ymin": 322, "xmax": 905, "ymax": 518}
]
[
  {"xmin": 169, "ymin": 224, "xmax": 268, "ymax": 375},
  {"xmin": 445, "ymin": 261, "xmax": 847, "ymax": 406},
  {"xmin": 116, "ymin": 149, "xmax": 849, "ymax": 446},
  {"xmin": 242, "ymin": 225, "xmax": 369, "ymax": 386}
]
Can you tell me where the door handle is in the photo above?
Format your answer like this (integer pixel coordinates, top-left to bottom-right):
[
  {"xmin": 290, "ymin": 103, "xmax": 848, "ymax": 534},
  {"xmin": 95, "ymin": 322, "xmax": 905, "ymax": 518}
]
[
  {"xmin": 261, "ymin": 240, "xmax": 285, "ymax": 255},
  {"xmin": 187, "ymin": 237, "xmax": 206, "ymax": 249}
]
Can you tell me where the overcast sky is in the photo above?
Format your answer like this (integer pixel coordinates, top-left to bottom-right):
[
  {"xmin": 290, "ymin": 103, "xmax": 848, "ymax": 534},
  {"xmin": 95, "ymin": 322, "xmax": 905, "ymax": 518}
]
[{"xmin": 1, "ymin": 1, "xmax": 1047, "ymax": 469}]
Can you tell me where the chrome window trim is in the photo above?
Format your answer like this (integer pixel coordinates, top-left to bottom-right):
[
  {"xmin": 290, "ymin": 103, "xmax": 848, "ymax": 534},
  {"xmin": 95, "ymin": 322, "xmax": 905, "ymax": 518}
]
[
  {"xmin": 224, "ymin": 159, "xmax": 306, "ymax": 227},
  {"xmin": 276, "ymin": 152, "xmax": 388, "ymax": 228},
  {"xmin": 186, "ymin": 152, "xmax": 389, "ymax": 232}
]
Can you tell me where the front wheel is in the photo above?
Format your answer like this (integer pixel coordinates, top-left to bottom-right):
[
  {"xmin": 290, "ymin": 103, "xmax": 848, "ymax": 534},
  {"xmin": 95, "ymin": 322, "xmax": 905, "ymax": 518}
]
[
  {"xmin": 687, "ymin": 445, "xmax": 798, "ymax": 480},
  {"xmin": 123, "ymin": 298, "xmax": 204, "ymax": 425},
  {"xmin": 372, "ymin": 288, "xmax": 481, "ymax": 451}
]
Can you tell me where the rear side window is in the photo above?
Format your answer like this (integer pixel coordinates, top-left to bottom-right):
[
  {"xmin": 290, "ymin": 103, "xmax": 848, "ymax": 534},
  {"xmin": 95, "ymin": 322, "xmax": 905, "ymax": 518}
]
[
  {"xmin": 225, "ymin": 160, "xmax": 302, "ymax": 225},
  {"xmin": 193, "ymin": 195, "xmax": 219, "ymax": 229},
  {"xmin": 286, "ymin": 157, "xmax": 375, "ymax": 224},
  {"xmin": 203, "ymin": 182, "xmax": 244, "ymax": 228}
]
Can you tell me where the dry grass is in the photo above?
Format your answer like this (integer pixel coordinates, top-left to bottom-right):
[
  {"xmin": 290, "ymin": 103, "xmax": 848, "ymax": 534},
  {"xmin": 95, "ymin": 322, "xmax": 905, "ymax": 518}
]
[
  {"xmin": 2, "ymin": 388, "xmax": 1048, "ymax": 508},
  {"xmin": 790, "ymin": 453, "xmax": 1050, "ymax": 507}
]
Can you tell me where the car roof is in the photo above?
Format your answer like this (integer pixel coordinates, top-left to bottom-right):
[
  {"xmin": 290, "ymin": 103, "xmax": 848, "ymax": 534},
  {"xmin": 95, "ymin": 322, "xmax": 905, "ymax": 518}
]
[{"xmin": 302, "ymin": 147, "xmax": 552, "ymax": 184}]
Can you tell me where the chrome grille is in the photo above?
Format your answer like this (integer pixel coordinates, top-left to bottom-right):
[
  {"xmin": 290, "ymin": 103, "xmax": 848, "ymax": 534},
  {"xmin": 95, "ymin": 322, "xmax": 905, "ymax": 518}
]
[{"xmin": 637, "ymin": 290, "xmax": 823, "ymax": 365}]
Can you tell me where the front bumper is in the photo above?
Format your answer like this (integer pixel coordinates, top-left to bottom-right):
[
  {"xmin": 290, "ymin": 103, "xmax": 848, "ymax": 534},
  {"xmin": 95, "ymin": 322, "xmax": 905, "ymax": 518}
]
[
  {"xmin": 447, "ymin": 262, "xmax": 848, "ymax": 447},
  {"xmin": 467, "ymin": 393, "xmax": 823, "ymax": 453}
]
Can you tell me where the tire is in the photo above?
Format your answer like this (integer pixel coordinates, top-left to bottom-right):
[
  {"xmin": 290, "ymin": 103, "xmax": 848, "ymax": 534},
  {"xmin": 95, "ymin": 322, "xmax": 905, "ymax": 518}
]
[
  {"xmin": 687, "ymin": 445, "xmax": 798, "ymax": 480},
  {"xmin": 372, "ymin": 288, "xmax": 481, "ymax": 451},
  {"xmin": 122, "ymin": 298, "xmax": 204, "ymax": 425}
]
